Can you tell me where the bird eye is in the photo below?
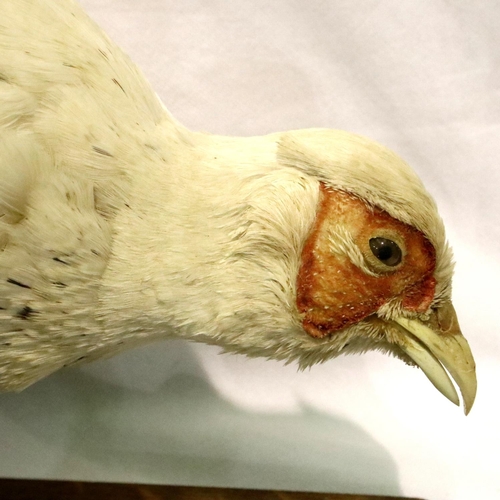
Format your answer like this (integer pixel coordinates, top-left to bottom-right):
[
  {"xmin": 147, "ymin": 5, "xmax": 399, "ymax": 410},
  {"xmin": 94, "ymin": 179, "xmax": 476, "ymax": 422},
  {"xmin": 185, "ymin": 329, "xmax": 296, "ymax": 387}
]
[{"xmin": 369, "ymin": 237, "xmax": 402, "ymax": 267}]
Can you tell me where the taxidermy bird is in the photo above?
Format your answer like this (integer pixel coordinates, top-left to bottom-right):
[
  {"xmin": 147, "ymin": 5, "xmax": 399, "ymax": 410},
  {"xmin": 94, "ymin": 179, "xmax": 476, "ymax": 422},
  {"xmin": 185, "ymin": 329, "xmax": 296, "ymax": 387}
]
[{"xmin": 0, "ymin": 0, "xmax": 476, "ymax": 413}]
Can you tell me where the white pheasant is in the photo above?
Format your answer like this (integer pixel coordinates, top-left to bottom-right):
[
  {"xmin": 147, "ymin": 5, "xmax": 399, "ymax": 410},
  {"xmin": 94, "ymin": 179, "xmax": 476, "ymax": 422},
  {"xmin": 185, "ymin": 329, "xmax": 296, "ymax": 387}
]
[{"xmin": 0, "ymin": 0, "xmax": 476, "ymax": 413}]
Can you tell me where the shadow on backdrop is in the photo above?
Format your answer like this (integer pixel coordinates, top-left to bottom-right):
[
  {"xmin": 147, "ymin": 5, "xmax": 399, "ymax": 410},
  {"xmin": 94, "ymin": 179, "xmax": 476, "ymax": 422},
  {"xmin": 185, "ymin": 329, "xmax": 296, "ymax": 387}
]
[{"xmin": 0, "ymin": 341, "xmax": 403, "ymax": 497}]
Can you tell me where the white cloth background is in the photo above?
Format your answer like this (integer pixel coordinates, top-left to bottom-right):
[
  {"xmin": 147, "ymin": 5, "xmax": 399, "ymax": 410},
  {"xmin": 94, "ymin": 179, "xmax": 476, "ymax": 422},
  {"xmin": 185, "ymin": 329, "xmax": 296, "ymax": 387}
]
[{"xmin": 0, "ymin": 1, "xmax": 498, "ymax": 499}]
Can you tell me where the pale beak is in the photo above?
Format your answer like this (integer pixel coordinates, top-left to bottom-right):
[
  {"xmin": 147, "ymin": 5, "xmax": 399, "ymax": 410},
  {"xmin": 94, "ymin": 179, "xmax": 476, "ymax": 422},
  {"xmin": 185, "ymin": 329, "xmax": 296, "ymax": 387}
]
[{"xmin": 394, "ymin": 302, "xmax": 477, "ymax": 415}]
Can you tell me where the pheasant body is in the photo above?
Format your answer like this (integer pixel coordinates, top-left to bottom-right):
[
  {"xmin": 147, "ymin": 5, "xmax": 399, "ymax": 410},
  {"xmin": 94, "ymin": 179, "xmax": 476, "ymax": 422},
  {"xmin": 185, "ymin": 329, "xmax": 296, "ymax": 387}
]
[{"xmin": 0, "ymin": 0, "xmax": 476, "ymax": 414}]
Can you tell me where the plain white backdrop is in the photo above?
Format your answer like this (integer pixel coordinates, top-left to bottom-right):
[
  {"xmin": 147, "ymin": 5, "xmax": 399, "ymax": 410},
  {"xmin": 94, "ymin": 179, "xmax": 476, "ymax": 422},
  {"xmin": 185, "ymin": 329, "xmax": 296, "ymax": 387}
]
[{"xmin": 0, "ymin": 1, "xmax": 498, "ymax": 499}]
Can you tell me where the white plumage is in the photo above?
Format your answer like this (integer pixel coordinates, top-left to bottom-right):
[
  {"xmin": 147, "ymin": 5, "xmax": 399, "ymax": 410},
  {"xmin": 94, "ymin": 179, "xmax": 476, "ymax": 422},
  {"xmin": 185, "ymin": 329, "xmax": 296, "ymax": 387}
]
[{"xmin": 0, "ymin": 0, "xmax": 475, "ymax": 413}]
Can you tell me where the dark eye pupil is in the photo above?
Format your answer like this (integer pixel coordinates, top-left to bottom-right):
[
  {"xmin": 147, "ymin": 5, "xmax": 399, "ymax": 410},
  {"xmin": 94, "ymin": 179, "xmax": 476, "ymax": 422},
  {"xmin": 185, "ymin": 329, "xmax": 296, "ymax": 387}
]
[{"xmin": 369, "ymin": 237, "xmax": 402, "ymax": 266}]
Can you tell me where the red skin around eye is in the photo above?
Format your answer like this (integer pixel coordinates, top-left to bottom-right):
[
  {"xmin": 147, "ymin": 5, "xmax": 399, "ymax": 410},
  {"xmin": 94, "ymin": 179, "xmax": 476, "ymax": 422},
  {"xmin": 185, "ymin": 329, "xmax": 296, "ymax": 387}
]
[{"xmin": 297, "ymin": 184, "xmax": 436, "ymax": 339}]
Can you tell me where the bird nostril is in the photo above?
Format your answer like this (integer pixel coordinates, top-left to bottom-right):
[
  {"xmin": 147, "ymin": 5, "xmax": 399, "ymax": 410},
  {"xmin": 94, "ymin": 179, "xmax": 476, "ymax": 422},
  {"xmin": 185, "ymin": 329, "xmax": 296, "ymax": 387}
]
[{"xmin": 435, "ymin": 301, "xmax": 459, "ymax": 334}]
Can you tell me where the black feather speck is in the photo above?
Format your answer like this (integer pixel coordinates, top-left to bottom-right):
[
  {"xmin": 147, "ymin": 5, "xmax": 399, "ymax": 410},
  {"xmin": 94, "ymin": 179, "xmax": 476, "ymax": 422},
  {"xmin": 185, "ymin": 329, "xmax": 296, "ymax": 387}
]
[
  {"xmin": 53, "ymin": 257, "xmax": 69, "ymax": 265},
  {"xmin": 7, "ymin": 278, "xmax": 31, "ymax": 289},
  {"xmin": 16, "ymin": 306, "xmax": 35, "ymax": 320}
]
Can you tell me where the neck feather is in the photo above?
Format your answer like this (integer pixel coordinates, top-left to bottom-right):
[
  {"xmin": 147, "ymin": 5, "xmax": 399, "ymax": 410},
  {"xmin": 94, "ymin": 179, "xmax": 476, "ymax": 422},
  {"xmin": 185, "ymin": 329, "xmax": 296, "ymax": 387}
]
[{"xmin": 96, "ymin": 130, "xmax": 319, "ymax": 358}]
